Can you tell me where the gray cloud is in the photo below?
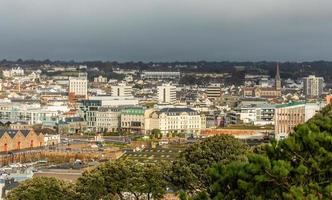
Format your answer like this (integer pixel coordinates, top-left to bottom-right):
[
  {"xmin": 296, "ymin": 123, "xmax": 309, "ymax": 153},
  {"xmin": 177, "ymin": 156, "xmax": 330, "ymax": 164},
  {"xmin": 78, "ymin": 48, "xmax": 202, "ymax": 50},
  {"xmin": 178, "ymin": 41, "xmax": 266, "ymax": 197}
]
[{"xmin": 0, "ymin": 0, "xmax": 332, "ymax": 61}]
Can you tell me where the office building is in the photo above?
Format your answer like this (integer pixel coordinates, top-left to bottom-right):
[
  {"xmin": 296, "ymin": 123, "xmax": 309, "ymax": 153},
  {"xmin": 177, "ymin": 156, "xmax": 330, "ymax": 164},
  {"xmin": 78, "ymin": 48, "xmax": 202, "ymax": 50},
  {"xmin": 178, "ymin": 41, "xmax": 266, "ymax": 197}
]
[
  {"xmin": 111, "ymin": 83, "xmax": 133, "ymax": 97},
  {"xmin": 206, "ymin": 84, "xmax": 222, "ymax": 99},
  {"xmin": 157, "ymin": 84, "xmax": 177, "ymax": 104}
]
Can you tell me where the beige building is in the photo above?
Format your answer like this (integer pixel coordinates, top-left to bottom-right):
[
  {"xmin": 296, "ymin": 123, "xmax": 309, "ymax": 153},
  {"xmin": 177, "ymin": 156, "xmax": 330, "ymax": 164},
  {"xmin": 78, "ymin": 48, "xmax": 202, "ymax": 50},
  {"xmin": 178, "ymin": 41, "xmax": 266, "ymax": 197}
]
[
  {"xmin": 157, "ymin": 84, "xmax": 177, "ymax": 104},
  {"xmin": 111, "ymin": 83, "xmax": 133, "ymax": 97},
  {"xmin": 303, "ymin": 75, "xmax": 324, "ymax": 98},
  {"xmin": 96, "ymin": 107, "xmax": 121, "ymax": 132},
  {"xmin": 274, "ymin": 102, "xmax": 323, "ymax": 140},
  {"xmin": 69, "ymin": 76, "xmax": 88, "ymax": 98},
  {"xmin": 158, "ymin": 108, "xmax": 205, "ymax": 136}
]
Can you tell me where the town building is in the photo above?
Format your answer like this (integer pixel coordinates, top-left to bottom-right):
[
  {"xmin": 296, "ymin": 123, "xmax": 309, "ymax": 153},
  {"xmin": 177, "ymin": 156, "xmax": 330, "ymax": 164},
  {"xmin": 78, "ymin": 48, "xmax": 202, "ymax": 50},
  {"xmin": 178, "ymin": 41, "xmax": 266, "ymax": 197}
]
[
  {"xmin": 274, "ymin": 102, "xmax": 323, "ymax": 140},
  {"xmin": 303, "ymin": 75, "xmax": 324, "ymax": 98},
  {"xmin": 206, "ymin": 84, "xmax": 222, "ymax": 100},
  {"xmin": 93, "ymin": 76, "xmax": 108, "ymax": 83},
  {"xmin": 96, "ymin": 107, "xmax": 121, "ymax": 133},
  {"xmin": 111, "ymin": 83, "xmax": 133, "ymax": 97},
  {"xmin": 89, "ymin": 96, "xmax": 139, "ymax": 107},
  {"xmin": 0, "ymin": 130, "xmax": 44, "ymax": 152},
  {"xmin": 141, "ymin": 71, "xmax": 181, "ymax": 80},
  {"xmin": 69, "ymin": 76, "xmax": 88, "ymax": 98},
  {"xmin": 228, "ymin": 104, "xmax": 275, "ymax": 125},
  {"xmin": 120, "ymin": 107, "xmax": 145, "ymax": 134},
  {"xmin": 58, "ymin": 117, "xmax": 88, "ymax": 134},
  {"xmin": 157, "ymin": 108, "xmax": 205, "ymax": 136},
  {"xmin": 157, "ymin": 84, "xmax": 177, "ymax": 104},
  {"xmin": 2, "ymin": 67, "xmax": 25, "ymax": 78}
]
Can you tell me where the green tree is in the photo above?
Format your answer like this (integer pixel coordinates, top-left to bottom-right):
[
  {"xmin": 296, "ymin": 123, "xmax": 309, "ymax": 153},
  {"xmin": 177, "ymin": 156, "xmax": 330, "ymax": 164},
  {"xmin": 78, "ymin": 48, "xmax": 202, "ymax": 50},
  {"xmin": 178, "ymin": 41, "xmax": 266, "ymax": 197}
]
[
  {"xmin": 76, "ymin": 159, "xmax": 167, "ymax": 200},
  {"xmin": 151, "ymin": 129, "xmax": 162, "ymax": 139},
  {"xmin": 6, "ymin": 177, "xmax": 76, "ymax": 200},
  {"xmin": 166, "ymin": 135, "xmax": 249, "ymax": 193},
  {"xmin": 203, "ymin": 105, "xmax": 332, "ymax": 199}
]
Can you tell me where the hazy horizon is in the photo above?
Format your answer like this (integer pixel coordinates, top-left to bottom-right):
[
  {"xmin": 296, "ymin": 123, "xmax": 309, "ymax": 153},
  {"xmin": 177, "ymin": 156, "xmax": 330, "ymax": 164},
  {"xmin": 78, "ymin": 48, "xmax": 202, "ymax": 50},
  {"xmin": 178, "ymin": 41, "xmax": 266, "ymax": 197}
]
[{"xmin": 1, "ymin": 0, "xmax": 332, "ymax": 62}]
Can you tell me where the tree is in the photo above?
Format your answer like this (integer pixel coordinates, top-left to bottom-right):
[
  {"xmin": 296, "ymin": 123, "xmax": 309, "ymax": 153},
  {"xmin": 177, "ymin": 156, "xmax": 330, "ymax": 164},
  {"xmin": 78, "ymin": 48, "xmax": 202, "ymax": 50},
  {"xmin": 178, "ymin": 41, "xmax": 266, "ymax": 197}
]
[
  {"xmin": 76, "ymin": 159, "xmax": 168, "ymax": 200},
  {"xmin": 166, "ymin": 135, "xmax": 249, "ymax": 193},
  {"xmin": 6, "ymin": 177, "xmax": 76, "ymax": 200},
  {"xmin": 151, "ymin": 129, "xmax": 162, "ymax": 139},
  {"xmin": 202, "ymin": 105, "xmax": 332, "ymax": 199}
]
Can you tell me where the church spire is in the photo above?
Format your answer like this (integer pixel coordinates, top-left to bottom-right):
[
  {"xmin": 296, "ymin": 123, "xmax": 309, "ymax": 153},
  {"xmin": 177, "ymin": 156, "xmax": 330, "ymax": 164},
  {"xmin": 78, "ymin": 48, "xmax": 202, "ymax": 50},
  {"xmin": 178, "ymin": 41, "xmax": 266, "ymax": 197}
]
[{"xmin": 275, "ymin": 63, "xmax": 281, "ymax": 90}]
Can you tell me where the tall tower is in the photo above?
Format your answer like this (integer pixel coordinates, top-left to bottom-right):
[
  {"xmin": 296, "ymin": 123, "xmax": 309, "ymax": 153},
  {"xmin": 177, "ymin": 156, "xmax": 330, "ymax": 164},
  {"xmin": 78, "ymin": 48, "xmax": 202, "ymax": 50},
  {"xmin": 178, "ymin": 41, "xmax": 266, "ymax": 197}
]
[{"xmin": 275, "ymin": 63, "xmax": 281, "ymax": 90}]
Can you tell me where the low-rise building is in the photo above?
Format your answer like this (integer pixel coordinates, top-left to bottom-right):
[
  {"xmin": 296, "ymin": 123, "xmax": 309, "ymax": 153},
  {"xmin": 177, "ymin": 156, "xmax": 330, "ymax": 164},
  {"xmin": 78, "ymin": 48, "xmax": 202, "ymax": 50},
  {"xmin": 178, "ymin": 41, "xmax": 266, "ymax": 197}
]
[{"xmin": 0, "ymin": 129, "xmax": 44, "ymax": 152}]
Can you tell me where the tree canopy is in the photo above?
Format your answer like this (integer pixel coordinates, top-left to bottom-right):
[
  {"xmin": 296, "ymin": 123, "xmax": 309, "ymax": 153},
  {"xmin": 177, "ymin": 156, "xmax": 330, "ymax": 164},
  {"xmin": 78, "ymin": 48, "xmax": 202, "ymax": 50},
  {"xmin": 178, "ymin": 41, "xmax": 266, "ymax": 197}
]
[
  {"xmin": 76, "ymin": 159, "xmax": 168, "ymax": 200},
  {"xmin": 197, "ymin": 105, "xmax": 332, "ymax": 199},
  {"xmin": 166, "ymin": 135, "xmax": 249, "ymax": 193},
  {"xmin": 6, "ymin": 177, "xmax": 76, "ymax": 200}
]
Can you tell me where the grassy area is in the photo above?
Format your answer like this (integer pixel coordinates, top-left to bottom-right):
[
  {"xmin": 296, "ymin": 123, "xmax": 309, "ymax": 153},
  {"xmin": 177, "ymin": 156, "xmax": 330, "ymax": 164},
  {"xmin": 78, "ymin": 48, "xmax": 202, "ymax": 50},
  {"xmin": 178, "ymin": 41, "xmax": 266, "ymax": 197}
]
[
  {"xmin": 103, "ymin": 142, "xmax": 129, "ymax": 149},
  {"xmin": 223, "ymin": 124, "xmax": 274, "ymax": 130},
  {"xmin": 119, "ymin": 145, "xmax": 188, "ymax": 163}
]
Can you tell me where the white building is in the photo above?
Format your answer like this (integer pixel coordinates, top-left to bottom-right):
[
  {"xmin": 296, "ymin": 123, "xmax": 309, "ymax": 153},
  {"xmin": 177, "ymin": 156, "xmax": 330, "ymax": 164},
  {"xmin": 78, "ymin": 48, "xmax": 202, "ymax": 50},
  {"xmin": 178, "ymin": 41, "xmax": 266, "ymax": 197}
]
[
  {"xmin": 69, "ymin": 76, "xmax": 88, "ymax": 98},
  {"xmin": 89, "ymin": 96, "xmax": 139, "ymax": 107},
  {"xmin": 111, "ymin": 83, "xmax": 133, "ymax": 97},
  {"xmin": 141, "ymin": 71, "xmax": 180, "ymax": 80},
  {"xmin": 157, "ymin": 84, "xmax": 177, "ymax": 104},
  {"xmin": 96, "ymin": 107, "xmax": 121, "ymax": 132},
  {"xmin": 2, "ymin": 67, "xmax": 25, "ymax": 78},
  {"xmin": 303, "ymin": 75, "xmax": 324, "ymax": 98},
  {"xmin": 158, "ymin": 108, "xmax": 204, "ymax": 135}
]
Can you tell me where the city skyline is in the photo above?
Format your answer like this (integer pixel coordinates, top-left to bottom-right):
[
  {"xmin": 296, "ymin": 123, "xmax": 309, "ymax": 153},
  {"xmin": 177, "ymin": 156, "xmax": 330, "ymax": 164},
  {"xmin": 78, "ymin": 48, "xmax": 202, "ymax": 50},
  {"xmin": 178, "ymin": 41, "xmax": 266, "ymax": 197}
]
[{"xmin": 1, "ymin": 0, "xmax": 332, "ymax": 62}]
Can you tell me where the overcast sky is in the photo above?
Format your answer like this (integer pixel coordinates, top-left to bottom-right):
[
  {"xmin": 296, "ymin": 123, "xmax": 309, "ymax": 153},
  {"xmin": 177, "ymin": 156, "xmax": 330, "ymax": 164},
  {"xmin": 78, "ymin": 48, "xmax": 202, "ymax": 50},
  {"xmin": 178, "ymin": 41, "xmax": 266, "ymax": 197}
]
[{"xmin": 0, "ymin": 0, "xmax": 332, "ymax": 62}]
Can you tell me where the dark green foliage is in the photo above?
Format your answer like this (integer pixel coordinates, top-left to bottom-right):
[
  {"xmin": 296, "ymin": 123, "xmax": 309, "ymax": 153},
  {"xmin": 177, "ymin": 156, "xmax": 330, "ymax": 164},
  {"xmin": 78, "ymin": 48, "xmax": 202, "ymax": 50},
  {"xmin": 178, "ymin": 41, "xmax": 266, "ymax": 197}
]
[
  {"xmin": 166, "ymin": 135, "xmax": 249, "ymax": 193},
  {"xmin": 76, "ymin": 159, "xmax": 168, "ymax": 200},
  {"xmin": 204, "ymin": 105, "xmax": 332, "ymax": 199},
  {"xmin": 6, "ymin": 177, "xmax": 76, "ymax": 200}
]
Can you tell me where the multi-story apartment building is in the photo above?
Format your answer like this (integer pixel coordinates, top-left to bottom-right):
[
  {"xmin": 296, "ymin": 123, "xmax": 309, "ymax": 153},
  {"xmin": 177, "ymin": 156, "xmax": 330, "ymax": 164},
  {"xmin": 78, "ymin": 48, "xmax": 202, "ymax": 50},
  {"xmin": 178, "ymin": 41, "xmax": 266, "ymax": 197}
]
[
  {"xmin": 111, "ymin": 83, "xmax": 133, "ymax": 97},
  {"xmin": 274, "ymin": 102, "xmax": 323, "ymax": 140},
  {"xmin": 303, "ymin": 75, "xmax": 324, "ymax": 98},
  {"xmin": 158, "ymin": 108, "xmax": 205, "ymax": 136},
  {"xmin": 206, "ymin": 84, "xmax": 222, "ymax": 99},
  {"xmin": 96, "ymin": 107, "xmax": 121, "ymax": 133},
  {"xmin": 157, "ymin": 84, "xmax": 177, "ymax": 104},
  {"xmin": 228, "ymin": 104, "xmax": 275, "ymax": 125},
  {"xmin": 69, "ymin": 76, "xmax": 88, "ymax": 98}
]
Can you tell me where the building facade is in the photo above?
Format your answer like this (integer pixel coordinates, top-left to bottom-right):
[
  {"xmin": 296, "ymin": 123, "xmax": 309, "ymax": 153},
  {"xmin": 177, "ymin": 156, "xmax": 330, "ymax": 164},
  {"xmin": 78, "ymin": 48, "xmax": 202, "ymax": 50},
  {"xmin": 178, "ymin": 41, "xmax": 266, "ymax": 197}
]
[
  {"xmin": 0, "ymin": 130, "xmax": 44, "ymax": 152},
  {"xmin": 111, "ymin": 83, "xmax": 133, "ymax": 97},
  {"xmin": 96, "ymin": 107, "xmax": 121, "ymax": 133},
  {"xmin": 157, "ymin": 84, "xmax": 177, "ymax": 104},
  {"xmin": 303, "ymin": 75, "xmax": 324, "ymax": 98},
  {"xmin": 69, "ymin": 76, "xmax": 88, "ymax": 98},
  {"xmin": 274, "ymin": 102, "xmax": 323, "ymax": 140},
  {"xmin": 158, "ymin": 108, "xmax": 205, "ymax": 135}
]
